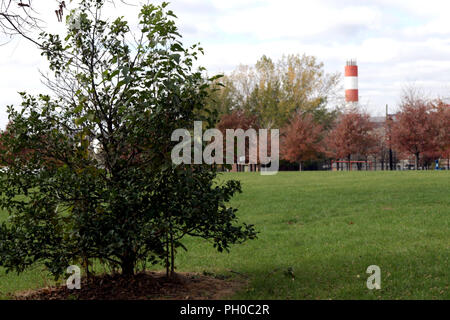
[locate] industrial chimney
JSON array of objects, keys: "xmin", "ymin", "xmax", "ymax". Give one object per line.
[{"xmin": 345, "ymin": 60, "xmax": 358, "ymax": 105}]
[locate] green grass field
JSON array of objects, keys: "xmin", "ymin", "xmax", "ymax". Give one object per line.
[{"xmin": 1, "ymin": 171, "xmax": 449, "ymax": 299}]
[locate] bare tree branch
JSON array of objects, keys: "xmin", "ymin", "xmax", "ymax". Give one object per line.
[{"xmin": 0, "ymin": 0, "xmax": 69, "ymax": 45}]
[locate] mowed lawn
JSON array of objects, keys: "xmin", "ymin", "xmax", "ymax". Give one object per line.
[{"xmin": 0, "ymin": 171, "xmax": 449, "ymax": 299}]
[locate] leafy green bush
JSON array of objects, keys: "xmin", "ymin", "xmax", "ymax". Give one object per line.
[{"xmin": 0, "ymin": 0, "xmax": 256, "ymax": 278}]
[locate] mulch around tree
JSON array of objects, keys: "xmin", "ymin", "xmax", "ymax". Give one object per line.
[{"xmin": 13, "ymin": 271, "xmax": 247, "ymax": 300}]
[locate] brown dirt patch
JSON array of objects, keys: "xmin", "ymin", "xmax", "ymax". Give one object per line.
[{"xmin": 13, "ymin": 271, "xmax": 247, "ymax": 300}]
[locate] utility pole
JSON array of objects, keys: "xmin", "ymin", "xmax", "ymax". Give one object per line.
[{"xmin": 386, "ymin": 104, "xmax": 394, "ymax": 171}]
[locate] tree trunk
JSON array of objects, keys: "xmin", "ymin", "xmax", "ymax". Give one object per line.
[
  {"xmin": 170, "ymin": 232, "xmax": 175, "ymax": 277},
  {"xmin": 165, "ymin": 233, "xmax": 170, "ymax": 277},
  {"xmin": 389, "ymin": 148, "xmax": 394, "ymax": 171},
  {"xmin": 121, "ymin": 258, "xmax": 135, "ymax": 277},
  {"xmin": 415, "ymin": 153, "xmax": 420, "ymax": 170},
  {"xmin": 299, "ymin": 162, "xmax": 302, "ymax": 171}
]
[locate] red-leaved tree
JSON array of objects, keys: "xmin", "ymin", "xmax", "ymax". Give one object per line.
[
  {"xmin": 432, "ymin": 101, "xmax": 450, "ymax": 168},
  {"xmin": 217, "ymin": 110, "xmax": 260, "ymax": 169},
  {"xmin": 325, "ymin": 109, "xmax": 376, "ymax": 170},
  {"xmin": 281, "ymin": 112, "xmax": 324, "ymax": 171},
  {"xmin": 391, "ymin": 96, "xmax": 439, "ymax": 169}
]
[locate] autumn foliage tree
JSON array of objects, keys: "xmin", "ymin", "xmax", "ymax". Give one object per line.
[
  {"xmin": 217, "ymin": 110, "xmax": 260, "ymax": 134},
  {"xmin": 391, "ymin": 93, "xmax": 440, "ymax": 170},
  {"xmin": 281, "ymin": 112, "xmax": 324, "ymax": 171},
  {"xmin": 217, "ymin": 110, "xmax": 260, "ymax": 169},
  {"xmin": 432, "ymin": 101, "xmax": 450, "ymax": 167},
  {"xmin": 0, "ymin": 122, "xmax": 32, "ymax": 166},
  {"xmin": 207, "ymin": 54, "xmax": 340, "ymax": 129},
  {"xmin": 325, "ymin": 109, "xmax": 376, "ymax": 170},
  {"xmin": 0, "ymin": 120, "xmax": 66, "ymax": 167},
  {"xmin": 368, "ymin": 127, "xmax": 390, "ymax": 170}
]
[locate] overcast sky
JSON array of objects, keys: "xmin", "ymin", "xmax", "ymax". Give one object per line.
[{"xmin": 1, "ymin": 0, "xmax": 450, "ymax": 129}]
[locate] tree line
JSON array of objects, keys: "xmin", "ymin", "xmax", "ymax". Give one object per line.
[{"xmin": 208, "ymin": 61, "xmax": 450, "ymax": 171}]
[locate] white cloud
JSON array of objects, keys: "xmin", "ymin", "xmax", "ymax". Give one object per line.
[{"xmin": 214, "ymin": 1, "xmax": 382, "ymax": 40}]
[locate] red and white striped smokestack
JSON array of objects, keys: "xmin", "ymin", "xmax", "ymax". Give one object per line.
[{"xmin": 345, "ymin": 60, "xmax": 358, "ymax": 104}]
